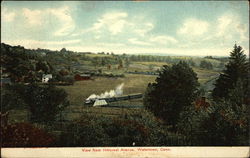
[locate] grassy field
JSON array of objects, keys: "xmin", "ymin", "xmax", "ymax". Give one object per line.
[
  {"xmin": 57, "ymin": 74, "xmax": 156, "ymax": 106},
  {"xmin": 7, "ymin": 68, "xmax": 219, "ymax": 123},
  {"xmin": 7, "ymin": 59, "xmax": 220, "ymax": 124},
  {"xmin": 85, "ymin": 53, "xmax": 111, "ymax": 57},
  {"xmin": 193, "ymin": 67, "xmax": 220, "ymax": 84},
  {"xmin": 59, "ymin": 65, "xmax": 219, "ymax": 106}
]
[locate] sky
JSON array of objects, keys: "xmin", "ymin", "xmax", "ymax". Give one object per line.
[{"xmin": 1, "ymin": 1, "xmax": 249, "ymax": 56}]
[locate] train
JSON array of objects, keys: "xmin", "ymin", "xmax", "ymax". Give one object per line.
[{"xmin": 85, "ymin": 93, "xmax": 143, "ymax": 105}]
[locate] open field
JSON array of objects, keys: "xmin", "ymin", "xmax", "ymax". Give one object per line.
[
  {"xmin": 58, "ymin": 65, "xmax": 219, "ymax": 107},
  {"xmin": 193, "ymin": 67, "xmax": 220, "ymax": 84},
  {"xmin": 57, "ymin": 74, "xmax": 156, "ymax": 106},
  {"xmin": 7, "ymin": 65, "xmax": 219, "ymax": 124}
]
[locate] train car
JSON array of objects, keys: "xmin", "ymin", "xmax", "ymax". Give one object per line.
[
  {"xmin": 84, "ymin": 93, "xmax": 143, "ymax": 106},
  {"xmin": 129, "ymin": 93, "xmax": 143, "ymax": 99}
]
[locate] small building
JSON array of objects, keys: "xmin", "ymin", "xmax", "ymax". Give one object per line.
[
  {"xmin": 93, "ymin": 99, "xmax": 108, "ymax": 107},
  {"xmin": 42, "ymin": 74, "xmax": 52, "ymax": 83},
  {"xmin": 74, "ymin": 74, "xmax": 91, "ymax": 81}
]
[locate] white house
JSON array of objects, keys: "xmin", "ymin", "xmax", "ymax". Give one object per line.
[{"xmin": 42, "ymin": 74, "xmax": 52, "ymax": 83}]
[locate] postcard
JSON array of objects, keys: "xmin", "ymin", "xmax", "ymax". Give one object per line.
[{"xmin": 1, "ymin": 1, "xmax": 249, "ymax": 157}]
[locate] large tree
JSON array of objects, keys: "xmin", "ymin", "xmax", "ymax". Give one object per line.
[
  {"xmin": 22, "ymin": 84, "xmax": 69, "ymax": 123},
  {"xmin": 212, "ymin": 44, "xmax": 249, "ymax": 101},
  {"xmin": 143, "ymin": 61, "xmax": 199, "ymax": 128}
]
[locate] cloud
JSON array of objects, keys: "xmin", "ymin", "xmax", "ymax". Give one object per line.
[
  {"xmin": 178, "ymin": 18, "xmax": 209, "ymax": 36},
  {"xmin": 2, "ymin": 8, "xmax": 16, "ymax": 22},
  {"xmin": 216, "ymin": 14, "xmax": 248, "ymax": 42},
  {"xmin": 72, "ymin": 11, "xmax": 155, "ymax": 38},
  {"xmin": 217, "ymin": 14, "xmax": 232, "ymax": 37},
  {"xmin": 149, "ymin": 35, "xmax": 178, "ymax": 45},
  {"xmin": 49, "ymin": 6, "xmax": 75, "ymax": 36},
  {"xmin": 97, "ymin": 42, "xmax": 125, "ymax": 47},
  {"xmin": 3, "ymin": 39, "xmax": 81, "ymax": 49},
  {"xmin": 134, "ymin": 22, "xmax": 154, "ymax": 36},
  {"xmin": 22, "ymin": 6, "xmax": 75, "ymax": 36},
  {"xmin": 128, "ymin": 38, "xmax": 152, "ymax": 46},
  {"xmin": 23, "ymin": 8, "xmax": 42, "ymax": 26},
  {"xmin": 76, "ymin": 11, "xmax": 129, "ymax": 36},
  {"xmin": 94, "ymin": 12, "xmax": 129, "ymax": 35}
]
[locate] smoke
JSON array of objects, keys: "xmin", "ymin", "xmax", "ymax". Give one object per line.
[{"xmin": 87, "ymin": 83, "xmax": 124, "ymax": 101}]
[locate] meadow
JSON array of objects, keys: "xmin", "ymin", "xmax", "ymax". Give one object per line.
[
  {"xmin": 6, "ymin": 59, "xmax": 220, "ymax": 125},
  {"xmin": 59, "ymin": 61, "xmax": 219, "ymax": 107},
  {"xmin": 54, "ymin": 62, "xmax": 219, "ymax": 123},
  {"xmin": 58, "ymin": 74, "xmax": 156, "ymax": 106}
]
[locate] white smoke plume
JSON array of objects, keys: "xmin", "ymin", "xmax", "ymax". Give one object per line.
[{"xmin": 86, "ymin": 83, "xmax": 124, "ymax": 101}]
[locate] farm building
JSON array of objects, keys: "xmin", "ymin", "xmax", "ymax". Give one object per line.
[
  {"xmin": 93, "ymin": 99, "xmax": 108, "ymax": 107},
  {"xmin": 74, "ymin": 74, "xmax": 91, "ymax": 81},
  {"xmin": 42, "ymin": 74, "xmax": 52, "ymax": 83}
]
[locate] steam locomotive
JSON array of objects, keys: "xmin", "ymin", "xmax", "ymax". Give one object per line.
[{"xmin": 85, "ymin": 93, "xmax": 143, "ymax": 105}]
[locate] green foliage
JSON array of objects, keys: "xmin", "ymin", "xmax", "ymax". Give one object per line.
[
  {"xmin": 59, "ymin": 115, "xmax": 111, "ymax": 147},
  {"xmin": 57, "ymin": 110, "xmax": 182, "ymax": 147},
  {"xmin": 91, "ymin": 56, "xmax": 122, "ymax": 67},
  {"xmin": 1, "ymin": 84, "xmax": 27, "ymax": 112},
  {"xmin": 212, "ymin": 44, "xmax": 249, "ymax": 100},
  {"xmin": 144, "ymin": 61, "xmax": 199, "ymax": 128},
  {"xmin": 188, "ymin": 59, "xmax": 196, "ymax": 67},
  {"xmin": 1, "ymin": 43, "xmax": 54, "ymax": 83},
  {"xmin": 177, "ymin": 99, "xmax": 249, "ymax": 145},
  {"xmin": 23, "ymin": 84, "xmax": 69, "ymax": 123},
  {"xmin": 176, "ymin": 45, "xmax": 249, "ymax": 146},
  {"xmin": 1, "ymin": 122, "xmax": 55, "ymax": 147},
  {"xmin": 124, "ymin": 57, "xmax": 130, "ymax": 68},
  {"xmin": 200, "ymin": 60, "xmax": 213, "ymax": 70},
  {"xmin": 3, "ymin": 83, "xmax": 69, "ymax": 124}
]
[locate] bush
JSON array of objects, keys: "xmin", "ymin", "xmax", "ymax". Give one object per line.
[
  {"xmin": 57, "ymin": 110, "xmax": 182, "ymax": 147},
  {"xmin": 57, "ymin": 115, "xmax": 111, "ymax": 147},
  {"xmin": 1, "ymin": 122, "xmax": 55, "ymax": 147},
  {"xmin": 177, "ymin": 100, "xmax": 249, "ymax": 145}
]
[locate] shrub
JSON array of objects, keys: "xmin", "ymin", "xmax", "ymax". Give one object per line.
[
  {"xmin": 57, "ymin": 110, "xmax": 184, "ymax": 146},
  {"xmin": 177, "ymin": 100, "xmax": 249, "ymax": 145},
  {"xmin": 1, "ymin": 122, "xmax": 55, "ymax": 147}
]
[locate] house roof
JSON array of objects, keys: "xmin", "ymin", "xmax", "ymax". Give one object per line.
[{"xmin": 93, "ymin": 99, "xmax": 108, "ymax": 107}]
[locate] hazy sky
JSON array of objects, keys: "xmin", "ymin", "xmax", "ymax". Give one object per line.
[{"xmin": 1, "ymin": 1, "xmax": 249, "ymax": 56}]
